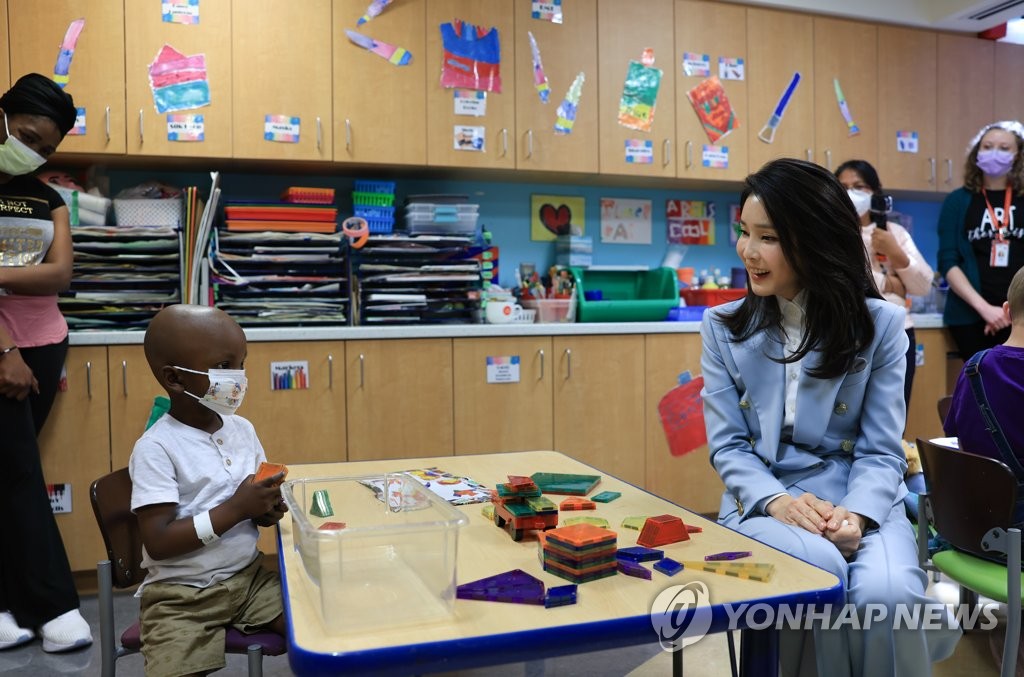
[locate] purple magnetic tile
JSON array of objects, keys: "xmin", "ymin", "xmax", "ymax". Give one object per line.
[
  {"xmin": 544, "ymin": 584, "xmax": 578, "ymax": 608},
  {"xmin": 616, "ymin": 546, "xmax": 664, "ymax": 562},
  {"xmin": 653, "ymin": 557, "xmax": 684, "ymax": 576},
  {"xmin": 705, "ymin": 551, "xmax": 752, "ymax": 561},
  {"xmin": 616, "ymin": 559, "xmax": 653, "ymax": 580},
  {"xmin": 457, "ymin": 569, "xmax": 545, "ymax": 604}
]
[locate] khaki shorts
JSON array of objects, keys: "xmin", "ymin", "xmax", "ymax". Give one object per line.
[{"xmin": 139, "ymin": 554, "xmax": 283, "ymax": 677}]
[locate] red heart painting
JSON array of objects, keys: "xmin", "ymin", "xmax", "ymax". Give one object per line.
[{"xmin": 539, "ymin": 203, "xmax": 572, "ymax": 236}]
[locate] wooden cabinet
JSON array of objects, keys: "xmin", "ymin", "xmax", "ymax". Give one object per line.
[
  {"xmin": 812, "ymin": 17, "xmax": 877, "ymax": 173},
  {"xmin": 231, "ymin": 0, "xmax": 332, "ymax": 161},
  {"xmin": 241, "ymin": 342, "xmax": 346, "ymax": 464},
  {"xmin": 513, "ymin": 0, "xmax": 599, "ymax": 173},
  {"xmin": 9, "ymin": 0, "xmax": 126, "ymax": 155},
  {"xmin": 877, "ymin": 27, "xmax": 937, "ymax": 191},
  {"xmin": 125, "ymin": 0, "xmax": 232, "ymax": 158},
  {"xmin": 674, "ymin": 0, "xmax": 748, "ymax": 181},
  {"xmin": 994, "ymin": 43, "xmax": 1024, "ymax": 122},
  {"xmin": 108, "ymin": 345, "xmax": 166, "ymax": 471},
  {"xmin": 906, "ymin": 328, "xmax": 958, "ymax": 447},
  {"xmin": 0, "ymin": 1, "xmax": 9, "ymax": 92},
  {"xmin": 425, "ymin": 0, "xmax": 516, "ymax": 169},
  {"xmin": 333, "ymin": 0, "xmax": 427, "ymax": 165},
  {"xmin": 346, "ymin": 338, "xmax": 454, "ymax": 460},
  {"xmin": 598, "ymin": 0, "xmax": 676, "ymax": 177},
  {"xmin": 644, "ymin": 334, "xmax": 723, "ymax": 516},
  {"xmin": 38, "ymin": 346, "xmax": 110, "ymax": 571},
  {"xmin": 746, "ymin": 8, "xmax": 814, "ymax": 171},
  {"xmin": 552, "ymin": 335, "xmax": 645, "ymax": 486},
  {"xmin": 453, "ymin": 337, "xmax": 553, "ymax": 455},
  {"xmin": 937, "ymin": 34, "xmax": 994, "ymax": 191}
]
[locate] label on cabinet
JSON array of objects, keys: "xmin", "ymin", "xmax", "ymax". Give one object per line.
[
  {"xmin": 702, "ymin": 145, "xmax": 729, "ymax": 169},
  {"xmin": 47, "ymin": 483, "xmax": 72, "ymax": 514},
  {"xmin": 624, "ymin": 139, "xmax": 653, "ymax": 164},
  {"xmin": 719, "ymin": 57, "xmax": 745, "ymax": 81},
  {"xmin": 163, "ymin": 0, "xmax": 200, "ymax": 25},
  {"xmin": 897, "ymin": 131, "xmax": 919, "ymax": 154},
  {"xmin": 453, "ymin": 90, "xmax": 486, "ymax": 117},
  {"xmin": 486, "ymin": 355, "xmax": 520, "ymax": 384},
  {"xmin": 682, "ymin": 52, "xmax": 710, "ymax": 77},
  {"xmin": 271, "ymin": 360, "xmax": 309, "ymax": 390},
  {"xmin": 167, "ymin": 114, "xmax": 205, "ymax": 142},
  {"xmin": 265, "ymin": 115, "xmax": 300, "ymax": 143},
  {"xmin": 67, "ymin": 108, "xmax": 86, "ymax": 136},
  {"xmin": 454, "ymin": 126, "xmax": 485, "ymax": 152}
]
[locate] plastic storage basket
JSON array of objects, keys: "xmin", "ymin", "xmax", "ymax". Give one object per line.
[
  {"xmin": 113, "ymin": 197, "xmax": 183, "ymax": 227},
  {"xmin": 571, "ymin": 267, "xmax": 678, "ymax": 322}
]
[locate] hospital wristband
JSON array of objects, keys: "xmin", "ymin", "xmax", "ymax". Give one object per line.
[{"xmin": 193, "ymin": 510, "xmax": 219, "ymax": 546}]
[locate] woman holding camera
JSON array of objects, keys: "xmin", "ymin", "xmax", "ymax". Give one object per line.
[{"xmin": 835, "ymin": 159, "xmax": 934, "ymax": 410}]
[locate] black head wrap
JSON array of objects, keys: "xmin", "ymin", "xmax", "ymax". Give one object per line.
[{"xmin": 0, "ymin": 73, "xmax": 77, "ymax": 138}]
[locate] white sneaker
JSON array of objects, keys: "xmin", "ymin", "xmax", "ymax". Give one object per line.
[
  {"xmin": 39, "ymin": 610, "xmax": 92, "ymax": 653},
  {"xmin": 0, "ymin": 611, "xmax": 33, "ymax": 650}
]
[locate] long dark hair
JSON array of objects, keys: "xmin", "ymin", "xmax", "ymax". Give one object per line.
[{"xmin": 722, "ymin": 158, "xmax": 882, "ymax": 379}]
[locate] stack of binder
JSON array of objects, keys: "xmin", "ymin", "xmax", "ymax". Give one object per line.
[{"xmin": 352, "ymin": 233, "xmax": 484, "ymax": 325}]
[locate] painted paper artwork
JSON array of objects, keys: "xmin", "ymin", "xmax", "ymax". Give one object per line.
[
  {"xmin": 357, "ymin": 0, "xmax": 393, "ymax": 25},
  {"xmin": 528, "ymin": 32, "xmax": 550, "ymax": 103},
  {"xmin": 53, "ymin": 19, "xmax": 85, "ymax": 89},
  {"xmin": 531, "ymin": 194, "xmax": 585, "ymax": 241},
  {"xmin": 600, "ymin": 198, "xmax": 652, "ymax": 245},
  {"xmin": 148, "ymin": 44, "xmax": 211, "ymax": 114},
  {"xmin": 345, "ymin": 29, "xmax": 412, "ymax": 66},
  {"xmin": 554, "ymin": 72, "xmax": 585, "ymax": 135},
  {"xmin": 440, "ymin": 20, "xmax": 502, "ymax": 93},
  {"xmin": 686, "ymin": 76, "xmax": 737, "ymax": 143},
  {"xmin": 617, "ymin": 57, "xmax": 662, "ymax": 132},
  {"xmin": 667, "ymin": 200, "xmax": 716, "ymax": 246}
]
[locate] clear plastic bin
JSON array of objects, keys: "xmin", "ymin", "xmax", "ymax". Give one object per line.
[
  {"xmin": 522, "ymin": 297, "xmax": 576, "ymax": 323},
  {"xmin": 281, "ymin": 473, "xmax": 468, "ymax": 634}
]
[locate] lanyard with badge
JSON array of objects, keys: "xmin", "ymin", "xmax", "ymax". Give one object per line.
[{"xmin": 983, "ymin": 186, "xmax": 1013, "ymax": 268}]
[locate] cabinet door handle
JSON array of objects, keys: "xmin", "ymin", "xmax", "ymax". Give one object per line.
[
  {"xmin": 685, "ymin": 140, "xmax": 693, "ymax": 169},
  {"xmin": 564, "ymin": 348, "xmax": 572, "ymax": 380},
  {"xmin": 946, "ymin": 158, "xmax": 954, "ymax": 185},
  {"xmin": 122, "ymin": 360, "xmax": 128, "ymax": 397},
  {"xmin": 358, "ymin": 353, "xmax": 365, "ymax": 388},
  {"xmin": 501, "ymin": 128, "xmax": 509, "ymax": 158},
  {"xmin": 345, "ymin": 118, "xmax": 352, "ymax": 152},
  {"xmin": 327, "ymin": 353, "xmax": 333, "ymax": 390},
  {"xmin": 104, "ymin": 106, "xmax": 110, "ymax": 143},
  {"xmin": 662, "ymin": 139, "xmax": 671, "ymax": 168},
  {"xmin": 805, "ymin": 148, "xmax": 813, "ymax": 162},
  {"xmin": 526, "ymin": 129, "xmax": 533, "ymax": 159},
  {"xmin": 316, "ymin": 116, "xmax": 322, "ymax": 152},
  {"xmin": 138, "ymin": 109, "xmax": 144, "ymax": 144},
  {"xmin": 538, "ymin": 349, "xmax": 544, "ymax": 381},
  {"xmin": 86, "ymin": 361, "xmax": 92, "ymax": 400},
  {"xmin": 825, "ymin": 149, "xmax": 832, "ymax": 170},
  {"xmin": 929, "ymin": 157, "xmax": 936, "ymax": 184}
]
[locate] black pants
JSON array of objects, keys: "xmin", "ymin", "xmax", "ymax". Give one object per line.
[
  {"xmin": 0, "ymin": 337, "xmax": 78, "ymax": 628},
  {"xmin": 948, "ymin": 321, "xmax": 1012, "ymax": 362}
]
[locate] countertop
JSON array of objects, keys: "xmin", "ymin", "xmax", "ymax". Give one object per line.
[{"xmin": 67, "ymin": 313, "xmax": 946, "ymax": 345}]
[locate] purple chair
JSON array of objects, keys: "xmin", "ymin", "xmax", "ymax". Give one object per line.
[{"xmin": 90, "ymin": 468, "xmax": 286, "ymax": 677}]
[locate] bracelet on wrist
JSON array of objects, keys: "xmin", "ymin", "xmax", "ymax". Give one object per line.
[{"xmin": 0, "ymin": 345, "xmax": 17, "ymax": 356}]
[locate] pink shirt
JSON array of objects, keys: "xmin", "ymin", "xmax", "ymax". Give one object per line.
[{"xmin": 0, "ymin": 294, "xmax": 67, "ymax": 347}]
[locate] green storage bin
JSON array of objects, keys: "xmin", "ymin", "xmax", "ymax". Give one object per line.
[{"xmin": 570, "ymin": 267, "xmax": 678, "ymax": 322}]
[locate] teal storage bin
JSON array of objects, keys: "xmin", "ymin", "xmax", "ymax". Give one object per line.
[{"xmin": 570, "ymin": 267, "xmax": 678, "ymax": 322}]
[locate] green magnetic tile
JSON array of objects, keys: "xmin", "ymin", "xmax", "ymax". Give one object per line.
[{"xmin": 531, "ymin": 472, "xmax": 602, "ymax": 496}]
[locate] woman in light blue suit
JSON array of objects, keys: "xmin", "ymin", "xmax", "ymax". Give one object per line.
[{"xmin": 701, "ymin": 159, "xmax": 960, "ymax": 676}]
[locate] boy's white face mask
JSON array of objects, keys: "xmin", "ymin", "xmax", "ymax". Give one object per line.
[{"xmin": 173, "ymin": 366, "xmax": 248, "ymax": 416}]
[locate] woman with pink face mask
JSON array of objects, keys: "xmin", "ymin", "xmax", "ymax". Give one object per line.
[{"xmin": 938, "ymin": 120, "xmax": 1024, "ymax": 360}]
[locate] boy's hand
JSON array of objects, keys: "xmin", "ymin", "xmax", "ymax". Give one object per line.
[
  {"xmin": 254, "ymin": 498, "xmax": 289, "ymax": 527},
  {"xmin": 229, "ymin": 473, "xmax": 285, "ymax": 521}
]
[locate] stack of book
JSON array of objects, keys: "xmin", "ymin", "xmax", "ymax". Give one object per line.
[
  {"xmin": 223, "ymin": 200, "xmax": 338, "ymax": 234},
  {"xmin": 351, "ymin": 233, "xmax": 484, "ymax": 325}
]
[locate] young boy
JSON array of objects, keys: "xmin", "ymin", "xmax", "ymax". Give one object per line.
[
  {"xmin": 944, "ymin": 264, "xmax": 1024, "ymax": 526},
  {"xmin": 130, "ymin": 304, "xmax": 287, "ymax": 677}
]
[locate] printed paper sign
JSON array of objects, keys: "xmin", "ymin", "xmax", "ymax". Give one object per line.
[
  {"xmin": 47, "ymin": 483, "xmax": 72, "ymax": 514},
  {"xmin": 682, "ymin": 52, "xmax": 710, "ymax": 77},
  {"xmin": 667, "ymin": 200, "xmax": 716, "ymax": 245},
  {"xmin": 67, "ymin": 107, "xmax": 86, "ymax": 136},
  {"xmin": 265, "ymin": 115, "xmax": 300, "ymax": 143},
  {"xmin": 167, "ymin": 113, "xmax": 204, "ymax": 141},
  {"xmin": 162, "ymin": 0, "xmax": 200, "ymax": 24},
  {"xmin": 702, "ymin": 145, "xmax": 728, "ymax": 169},
  {"xmin": 897, "ymin": 130, "xmax": 919, "ymax": 153},
  {"xmin": 454, "ymin": 125, "xmax": 485, "ymax": 151},
  {"xmin": 601, "ymin": 197, "xmax": 652, "ymax": 245},
  {"xmin": 453, "ymin": 89, "xmax": 486, "ymax": 116},
  {"xmin": 271, "ymin": 360, "xmax": 309, "ymax": 390},
  {"xmin": 916, "ymin": 343, "xmax": 925, "ymax": 367},
  {"xmin": 719, "ymin": 57, "xmax": 745, "ymax": 81},
  {"xmin": 624, "ymin": 139, "xmax": 654, "ymax": 164},
  {"xmin": 531, "ymin": 0, "xmax": 563, "ymax": 23},
  {"xmin": 486, "ymin": 355, "xmax": 521, "ymax": 384}
]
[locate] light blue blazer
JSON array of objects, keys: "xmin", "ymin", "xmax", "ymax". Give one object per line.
[{"xmin": 700, "ymin": 297, "xmax": 909, "ymax": 530}]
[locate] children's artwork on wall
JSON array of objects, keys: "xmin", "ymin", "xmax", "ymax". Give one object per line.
[
  {"xmin": 162, "ymin": 0, "xmax": 199, "ymax": 25},
  {"xmin": 167, "ymin": 113, "xmax": 204, "ymax": 142},
  {"xmin": 718, "ymin": 57, "xmax": 744, "ymax": 81},
  {"xmin": 440, "ymin": 20, "xmax": 502, "ymax": 93},
  {"xmin": 148, "ymin": 44, "xmax": 211, "ymax": 114},
  {"xmin": 528, "ymin": 32, "xmax": 550, "ymax": 103},
  {"xmin": 686, "ymin": 76, "xmax": 737, "ymax": 144},
  {"xmin": 554, "ymin": 72, "xmax": 585, "ymax": 135},
  {"xmin": 757, "ymin": 71, "xmax": 800, "ymax": 144},
  {"xmin": 53, "ymin": 18, "xmax": 85, "ymax": 89},
  {"xmin": 271, "ymin": 361, "xmax": 309, "ymax": 390},
  {"xmin": 532, "ymin": 0, "xmax": 563, "ymax": 24},
  {"xmin": 601, "ymin": 198, "xmax": 652, "ymax": 245},
  {"xmin": 667, "ymin": 200, "xmax": 716, "ymax": 246},
  {"xmin": 454, "ymin": 89, "xmax": 486, "ymax": 116},
  {"xmin": 357, "ymin": 0, "xmax": 393, "ymax": 25},
  {"xmin": 345, "ymin": 29, "xmax": 412, "ymax": 66},
  {"xmin": 67, "ymin": 108, "xmax": 86, "ymax": 137},
  {"xmin": 681, "ymin": 52, "xmax": 710, "ymax": 77},
  {"xmin": 264, "ymin": 115, "xmax": 300, "ymax": 143},
  {"xmin": 624, "ymin": 139, "xmax": 654, "ymax": 164},
  {"xmin": 897, "ymin": 130, "xmax": 919, "ymax": 153},
  {"xmin": 531, "ymin": 194, "xmax": 585, "ymax": 241},
  {"xmin": 617, "ymin": 49, "xmax": 662, "ymax": 133},
  {"xmin": 833, "ymin": 78, "xmax": 860, "ymax": 137},
  {"xmin": 454, "ymin": 125, "xmax": 485, "ymax": 151},
  {"xmin": 729, "ymin": 203, "xmax": 741, "ymax": 245}
]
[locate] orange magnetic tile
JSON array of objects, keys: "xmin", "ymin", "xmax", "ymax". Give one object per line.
[
  {"xmin": 546, "ymin": 523, "xmax": 618, "ymax": 549},
  {"xmin": 542, "ymin": 555, "xmax": 618, "ymax": 577},
  {"xmin": 560, "ymin": 497, "xmax": 596, "ymax": 511},
  {"xmin": 637, "ymin": 514, "xmax": 691, "ymax": 548}
]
